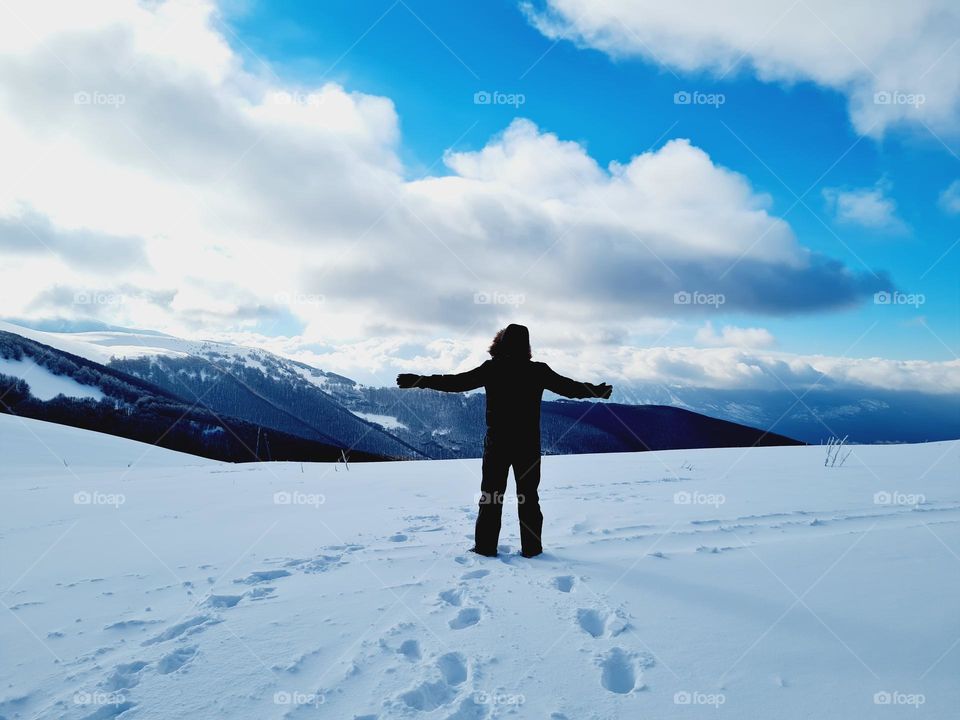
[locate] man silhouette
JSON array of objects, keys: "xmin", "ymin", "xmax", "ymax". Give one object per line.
[{"xmin": 397, "ymin": 324, "xmax": 612, "ymax": 558}]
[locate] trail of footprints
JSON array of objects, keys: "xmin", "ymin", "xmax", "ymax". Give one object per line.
[
  {"xmin": 565, "ymin": 583, "xmax": 653, "ymax": 696},
  {"xmin": 65, "ymin": 517, "xmax": 445, "ymax": 718},
  {"xmin": 571, "ymin": 501, "xmax": 960, "ymax": 555},
  {"xmin": 67, "ymin": 513, "xmax": 655, "ymax": 718},
  {"xmin": 431, "ymin": 549, "xmax": 654, "ymax": 706}
]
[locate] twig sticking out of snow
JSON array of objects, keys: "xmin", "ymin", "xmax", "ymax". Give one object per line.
[{"xmin": 824, "ymin": 435, "xmax": 853, "ymax": 467}]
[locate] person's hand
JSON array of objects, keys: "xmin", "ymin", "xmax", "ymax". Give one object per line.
[
  {"xmin": 396, "ymin": 373, "xmax": 422, "ymax": 389},
  {"xmin": 590, "ymin": 382, "xmax": 613, "ymax": 399}
]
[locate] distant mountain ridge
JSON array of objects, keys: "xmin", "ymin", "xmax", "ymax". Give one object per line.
[
  {"xmin": 323, "ymin": 386, "xmax": 801, "ymax": 457},
  {"xmin": 2, "ymin": 319, "xmax": 956, "ymax": 448},
  {"xmin": 613, "ymin": 384, "xmax": 960, "ymax": 445},
  {"xmin": 0, "ymin": 331, "xmax": 390, "ymax": 463},
  {"xmin": 108, "ymin": 352, "xmax": 426, "ymax": 460},
  {"xmin": 0, "ymin": 322, "xmax": 806, "ymax": 461}
]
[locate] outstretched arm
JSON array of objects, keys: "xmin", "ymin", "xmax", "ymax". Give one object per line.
[
  {"xmin": 397, "ymin": 362, "xmax": 488, "ymax": 393},
  {"xmin": 541, "ymin": 363, "xmax": 613, "ymax": 400}
]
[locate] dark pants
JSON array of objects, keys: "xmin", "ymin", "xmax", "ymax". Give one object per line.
[{"xmin": 474, "ymin": 434, "xmax": 543, "ymax": 555}]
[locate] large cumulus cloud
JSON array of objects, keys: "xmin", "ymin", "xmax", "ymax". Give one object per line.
[{"xmin": 522, "ymin": 0, "xmax": 960, "ymax": 137}]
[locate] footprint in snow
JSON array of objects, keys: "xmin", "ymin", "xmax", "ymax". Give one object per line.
[
  {"xmin": 444, "ymin": 695, "xmax": 489, "ymax": 719},
  {"xmin": 77, "ymin": 700, "xmax": 136, "ymax": 718},
  {"xmin": 157, "ymin": 645, "xmax": 198, "ymax": 674},
  {"xmin": 141, "ymin": 615, "xmax": 221, "ymax": 646},
  {"xmin": 285, "ymin": 554, "xmax": 343, "ymax": 573},
  {"xmin": 102, "ymin": 618, "xmax": 162, "ymax": 631},
  {"xmin": 695, "ymin": 545, "xmax": 737, "ymax": 554},
  {"xmin": 202, "ymin": 594, "xmax": 243, "ymax": 609},
  {"xmin": 449, "ymin": 608, "xmax": 481, "ymax": 629},
  {"xmin": 460, "ymin": 569, "xmax": 489, "ymax": 580},
  {"xmin": 279, "ymin": 545, "xmax": 361, "ymax": 574},
  {"xmin": 551, "ymin": 575, "xmax": 575, "ymax": 593},
  {"xmin": 576, "ymin": 608, "xmax": 629, "ymax": 639},
  {"xmin": 398, "ymin": 639, "xmax": 421, "ymax": 661},
  {"xmin": 436, "ymin": 652, "xmax": 468, "ymax": 685},
  {"xmin": 233, "ymin": 569, "xmax": 290, "ymax": 584},
  {"xmin": 596, "ymin": 647, "xmax": 654, "ymax": 694},
  {"xmin": 439, "ymin": 588, "xmax": 464, "ymax": 607},
  {"xmin": 246, "ymin": 586, "xmax": 276, "ymax": 601},
  {"xmin": 272, "ymin": 647, "xmax": 323, "ymax": 674},
  {"xmin": 397, "ymin": 653, "xmax": 468, "ymax": 712},
  {"xmin": 102, "ymin": 660, "xmax": 150, "ymax": 691}
]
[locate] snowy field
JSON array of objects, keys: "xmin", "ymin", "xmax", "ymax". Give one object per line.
[{"xmin": 2, "ymin": 414, "xmax": 958, "ymax": 719}]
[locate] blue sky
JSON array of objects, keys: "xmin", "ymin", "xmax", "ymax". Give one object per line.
[
  {"xmin": 223, "ymin": 0, "xmax": 959, "ymax": 362},
  {"xmin": 0, "ymin": 0, "xmax": 957, "ymax": 391}
]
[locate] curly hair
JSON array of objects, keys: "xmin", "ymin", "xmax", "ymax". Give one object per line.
[{"xmin": 488, "ymin": 324, "xmax": 532, "ymax": 360}]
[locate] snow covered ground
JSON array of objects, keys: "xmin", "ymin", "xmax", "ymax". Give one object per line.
[{"xmin": 2, "ymin": 414, "xmax": 958, "ymax": 719}]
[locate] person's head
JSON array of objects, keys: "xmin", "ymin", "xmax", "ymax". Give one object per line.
[{"xmin": 488, "ymin": 324, "xmax": 532, "ymax": 360}]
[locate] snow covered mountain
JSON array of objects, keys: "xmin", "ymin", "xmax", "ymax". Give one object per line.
[
  {"xmin": 2, "ymin": 415, "xmax": 957, "ymax": 718},
  {"xmin": 4, "ymin": 320, "xmax": 955, "ymax": 450},
  {"xmin": 0, "ymin": 327, "xmax": 396, "ymax": 462},
  {"xmin": 0, "ymin": 322, "xmax": 802, "ymax": 461}
]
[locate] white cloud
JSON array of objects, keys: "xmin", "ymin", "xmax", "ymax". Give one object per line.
[
  {"xmin": 522, "ymin": 0, "xmax": 960, "ymax": 137},
  {"xmin": 695, "ymin": 322, "xmax": 776, "ymax": 348},
  {"xmin": 939, "ymin": 179, "xmax": 960, "ymax": 214},
  {"xmin": 261, "ymin": 333, "xmax": 959, "ymax": 395},
  {"xmin": 0, "ymin": 0, "xmax": 909, "ymax": 393},
  {"xmin": 554, "ymin": 344, "xmax": 960, "ymax": 395},
  {"xmin": 0, "ymin": 0, "xmax": 885, "ymax": 339},
  {"xmin": 822, "ymin": 182, "xmax": 907, "ymax": 232}
]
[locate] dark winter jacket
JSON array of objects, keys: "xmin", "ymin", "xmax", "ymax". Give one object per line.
[{"xmin": 415, "ymin": 357, "xmax": 600, "ymax": 443}]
